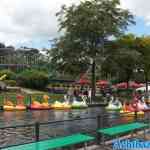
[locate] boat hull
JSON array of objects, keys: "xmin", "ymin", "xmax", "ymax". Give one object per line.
[
  {"xmin": 72, "ymin": 105, "xmax": 88, "ymax": 109},
  {"xmin": 120, "ymin": 111, "xmax": 144, "ymax": 116},
  {"xmin": 3, "ymin": 105, "xmax": 26, "ymax": 111}
]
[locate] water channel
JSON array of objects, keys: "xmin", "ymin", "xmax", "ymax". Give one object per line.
[{"xmin": 0, "ymin": 107, "xmax": 135, "ymax": 148}]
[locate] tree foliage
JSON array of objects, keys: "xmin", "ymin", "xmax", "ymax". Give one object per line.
[{"xmin": 50, "ymin": 0, "xmax": 134, "ymax": 77}]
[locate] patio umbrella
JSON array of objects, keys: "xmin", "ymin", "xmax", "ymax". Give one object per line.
[
  {"xmin": 115, "ymin": 82, "xmax": 144, "ymax": 89},
  {"xmin": 96, "ymin": 80, "xmax": 108, "ymax": 85},
  {"xmin": 115, "ymin": 82, "xmax": 127, "ymax": 89},
  {"xmin": 130, "ymin": 82, "xmax": 144, "ymax": 88},
  {"xmin": 76, "ymin": 78, "xmax": 90, "ymax": 85}
]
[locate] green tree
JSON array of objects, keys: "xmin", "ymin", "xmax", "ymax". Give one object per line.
[
  {"xmin": 50, "ymin": 0, "xmax": 134, "ymax": 100},
  {"xmin": 134, "ymin": 36, "xmax": 150, "ymax": 97},
  {"xmin": 102, "ymin": 34, "xmax": 139, "ymax": 88}
]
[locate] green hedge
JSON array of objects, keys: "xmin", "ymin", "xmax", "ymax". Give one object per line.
[
  {"xmin": 4, "ymin": 80, "xmax": 17, "ymax": 86},
  {"xmin": 17, "ymin": 69, "xmax": 49, "ymax": 89}
]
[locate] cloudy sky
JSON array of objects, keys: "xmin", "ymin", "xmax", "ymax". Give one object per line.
[{"xmin": 0, "ymin": 0, "xmax": 150, "ymax": 49}]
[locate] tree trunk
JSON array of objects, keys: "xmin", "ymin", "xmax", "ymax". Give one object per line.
[
  {"xmin": 126, "ymin": 80, "xmax": 129, "ymax": 89},
  {"xmin": 145, "ymin": 73, "xmax": 148, "ymax": 99},
  {"xmin": 126, "ymin": 74, "xmax": 130, "ymax": 89},
  {"xmin": 91, "ymin": 59, "xmax": 96, "ymax": 103}
]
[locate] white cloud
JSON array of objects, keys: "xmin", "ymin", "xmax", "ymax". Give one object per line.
[
  {"xmin": 121, "ymin": 0, "xmax": 150, "ymax": 26},
  {"xmin": 0, "ymin": 0, "xmax": 150, "ymax": 48},
  {"xmin": 0, "ymin": 0, "xmax": 78, "ymax": 47}
]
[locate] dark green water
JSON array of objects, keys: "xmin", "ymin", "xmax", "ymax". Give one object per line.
[{"xmin": 0, "ymin": 107, "xmax": 135, "ymax": 148}]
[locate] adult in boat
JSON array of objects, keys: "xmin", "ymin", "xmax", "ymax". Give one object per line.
[{"xmin": 106, "ymin": 95, "xmax": 122, "ymax": 111}]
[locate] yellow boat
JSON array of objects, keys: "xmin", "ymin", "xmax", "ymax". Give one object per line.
[
  {"xmin": 3, "ymin": 96, "xmax": 26, "ymax": 111},
  {"xmin": 3, "ymin": 105, "xmax": 14, "ymax": 111},
  {"xmin": 120, "ymin": 110, "xmax": 144, "ymax": 116},
  {"xmin": 3, "ymin": 105, "xmax": 26, "ymax": 111},
  {"xmin": 15, "ymin": 105, "xmax": 26, "ymax": 110},
  {"xmin": 51, "ymin": 101, "xmax": 71, "ymax": 110}
]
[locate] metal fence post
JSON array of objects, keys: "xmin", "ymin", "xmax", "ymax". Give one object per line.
[
  {"xmin": 29, "ymin": 95, "xmax": 32, "ymax": 105},
  {"xmin": 35, "ymin": 122, "xmax": 40, "ymax": 141},
  {"xmin": 97, "ymin": 115, "xmax": 103, "ymax": 144},
  {"xmin": 134, "ymin": 111, "xmax": 137, "ymax": 121}
]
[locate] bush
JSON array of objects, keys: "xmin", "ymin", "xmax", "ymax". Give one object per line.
[
  {"xmin": 4, "ymin": 80, "xmax": 17, "ymax": 86},
  {"xmin": 17, "ymin": 69, "xmax": 49, "ymax": 89},
  {"xmin": 0, "ymin": 69, "xmax": 16, "ymax": 80}
]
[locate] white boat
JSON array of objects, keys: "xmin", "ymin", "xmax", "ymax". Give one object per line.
[
  {"xmin": 71, "ymin": 100, "xmax": 88, "ymax": 109},
  {"xmin": 106, "ymin": 97, "xmax": 122, "ymax": 111}
]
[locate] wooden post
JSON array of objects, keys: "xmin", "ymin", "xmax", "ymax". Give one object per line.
[{"xmin": 134, "ymin": 111, "xmax": 137, "ymax": 121}]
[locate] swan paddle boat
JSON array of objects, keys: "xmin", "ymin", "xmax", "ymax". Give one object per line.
[
  {"xmin": 120, "ymin": 102, "xmax": 144, "ymax": 116},
  {"xmin": 106, "ymin": 97, "xmax": 122, "ymax": 111},
  {"xmin": 71, "ymin": 100, "xmax": 88, "ymax": 109}
]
